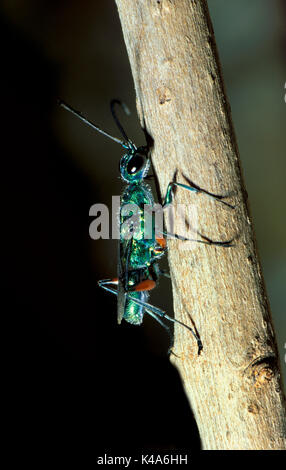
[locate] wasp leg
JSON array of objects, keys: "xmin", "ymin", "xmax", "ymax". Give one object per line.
[
  {"xmin": 99, "ymin": 278, "xmax": 158, "ymax": 294},
  {"xmin": 150, "ymin": 262, "xmax": 171, "ymax": 280},
  {"xmin": 131, "ymin": 279, "xmax": 156, "ymax": 291},
  {"xmin": 156, "ymin": 229, "xmax": 234, "ymax": 247},
  {"xmin": 127, "ymin": 295, "xmax": 203, "ymax": 355},
  {"xmin": 162, "ymin": 180, "xmax": 234, "ymax": 209},
  {"xmin": 98, "ymin": 279, "xmax": 174, "ymax": 352},
  {"xmin": 144, "ymin": 309, "xmax": 178, "ymax": 356},
  {"xmin": 98, "ymin": 281, "xmax": 195, "ymax": 353},
  {"xmin": 98, "ymin": 278, "xmax": 118, "ymax": 295},
  {"xmin": 158, "ymin": 269, "xmax": 171, "ymax": 279},
  {"xmin": 182, "ymin": 174, "xmax": 235, "ymax": 207},
  {"xmin": 150, "ymin": 182, "xmax": 234, "ymax": 244},
  {"xmin": 155, "ymin": 235, "xmax": 167, "ymax": 249}
]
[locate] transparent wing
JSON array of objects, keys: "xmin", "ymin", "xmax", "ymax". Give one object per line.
[{"xmin": 117, "ymin": 236, "xmax": 133, "ymax": 324}]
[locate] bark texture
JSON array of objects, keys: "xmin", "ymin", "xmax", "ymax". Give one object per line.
[{"xmin": 115, "ymin": 0, "xmax": 286, "ymax": 449}]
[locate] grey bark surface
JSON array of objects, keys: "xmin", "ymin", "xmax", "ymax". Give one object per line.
[{"xmin": 115, "ymin": 0, "xmax": 286, "ymax": 449}]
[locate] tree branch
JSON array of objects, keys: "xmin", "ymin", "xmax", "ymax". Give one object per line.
[{"xmin": 115, "ymin": 0, "xmax": 286, "ymax": 449}]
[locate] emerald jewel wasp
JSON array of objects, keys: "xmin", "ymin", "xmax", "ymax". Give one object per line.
[{"xmin": 59, "ymin": 99, "xmax": 234, "ymax": 354}]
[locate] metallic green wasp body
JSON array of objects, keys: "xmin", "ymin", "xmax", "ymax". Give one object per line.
[
  {"xmin": 60, "ymin": 99, "xmax": 234, "ymax": 354},
  {"xmin": 119, "ymin": 177, "xmax": 165, "ymax": 326}
]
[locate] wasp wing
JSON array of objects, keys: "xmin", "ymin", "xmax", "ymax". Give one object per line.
[
  {"xmin": 117, "ymin": 238, "xmax": 125, "ymax": 325},
  {"xmin": 117, "ymin": 235, "xmax": 133, "ymax": 324}
]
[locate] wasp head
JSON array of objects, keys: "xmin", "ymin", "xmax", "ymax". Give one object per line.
[{"xmin": 119, "ymin": 146, "xmax": 150, "ymax": 183}]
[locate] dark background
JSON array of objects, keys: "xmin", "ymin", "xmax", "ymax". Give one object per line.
[{"xmin": 2, "ymin": 0, "xmax": 285, "ymax": 456}]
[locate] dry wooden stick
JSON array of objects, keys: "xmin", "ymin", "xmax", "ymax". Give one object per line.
[{"xmin": 115, "ymin": 0, "xmax": 286, "ymax": 449}]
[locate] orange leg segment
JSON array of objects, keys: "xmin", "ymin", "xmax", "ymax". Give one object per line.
[
  {"xmin": 155, "ymin": 236, "xmax": 167, "ymax": 249},
  {"xmin": 132, "ymin": 279, "xmax": 156, "ymax": 292}
]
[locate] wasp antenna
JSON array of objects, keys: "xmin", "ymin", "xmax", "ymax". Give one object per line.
[
  {"xmin": 116, "ymin": 100, "xmax": 131, "ymax": 116},
  {"xmin": 110, "ymin": 99, "xmax": 135, "ymax": 148},
  {"xmin": 58, "ymin": 99, "xmax": 128, "ymax": 148}
]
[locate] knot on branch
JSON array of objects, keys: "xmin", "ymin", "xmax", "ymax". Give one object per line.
[{"xmin": 244, "ymin": 354, "xmax": 277, "ymax": 389}]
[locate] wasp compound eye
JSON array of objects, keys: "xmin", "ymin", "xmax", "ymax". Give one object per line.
[{"xmin": 127, "ymin": 153, "xmax": 146, "ymax": 175}]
